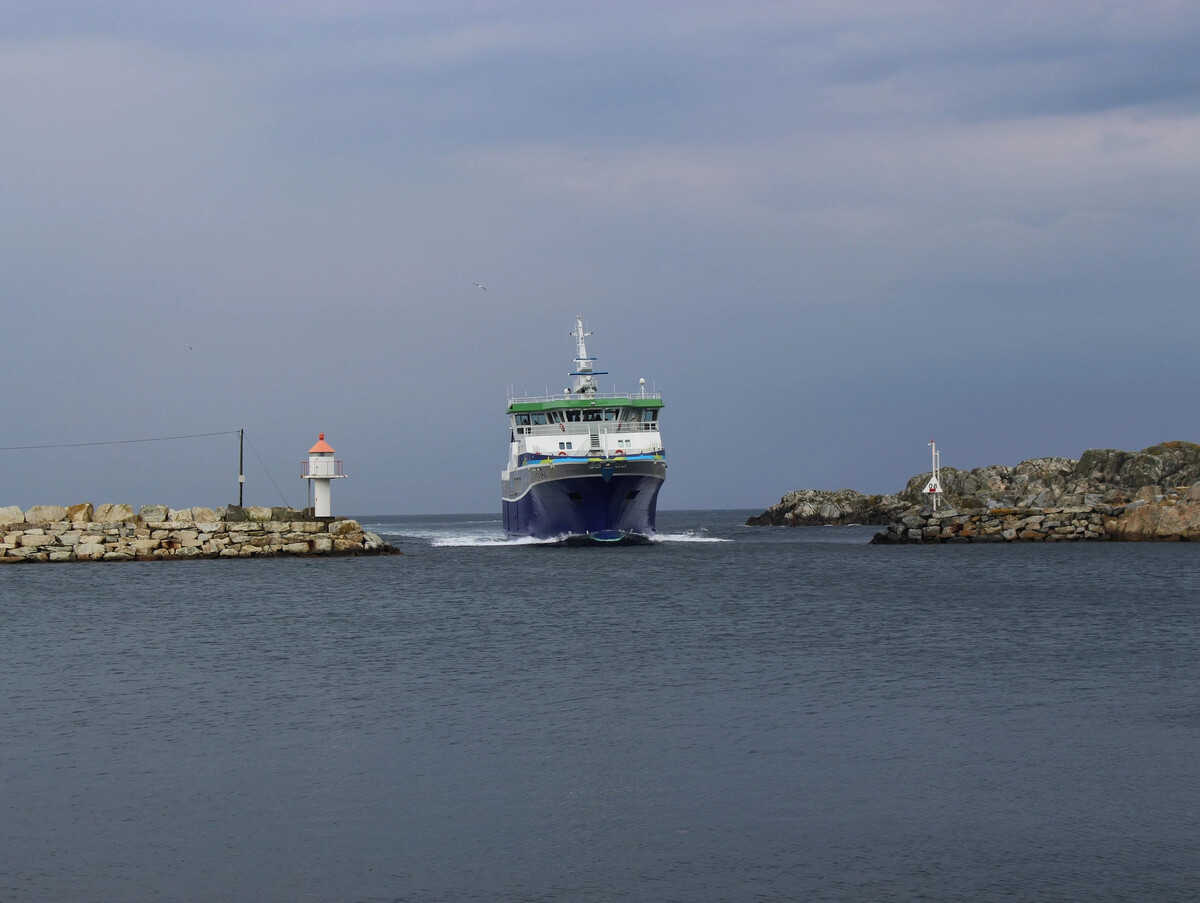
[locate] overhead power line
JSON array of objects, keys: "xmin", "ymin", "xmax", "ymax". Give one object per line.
[
  {"xmin": 246, "ymin": 436, "xmax": 291, "ymax": 509},
  {"xmin": 0, "ymin": 430, "xmax": 241, "ymax": 451}
]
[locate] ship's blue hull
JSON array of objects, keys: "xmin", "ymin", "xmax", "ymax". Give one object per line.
[{"xmin": 503, "ymin": 469, "xmax": 663, "ymax": 542}]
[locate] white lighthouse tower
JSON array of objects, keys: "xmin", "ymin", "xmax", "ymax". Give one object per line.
[{"xmin": 303, "ymin": 432, "xmax": 347, "ymax": 518}]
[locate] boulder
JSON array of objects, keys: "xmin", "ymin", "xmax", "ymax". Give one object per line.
[
  {"xmin": 66, "ymin": 503, "xmax": 94, "ymax": 522},
  {"xmin": 1013, "ymin": 457, "xmax": 1076, "ymax": 480},
  {"xmin": 1073, "ymin": 442, "xmax": 1200, "ymax": 490},
  {"xmin": 169, "ymin": 508, "xmax": 193, "ymax": 521},
  {"xmin": 24, "ymin": 505, "xmax": 67, "ymax": 524},
  {"xmin": 1117, "ymin": 495, "xmax": 1200, "ymax": 541},
  {"xmin": 191, "ymin": 507, "xmax": 217, "ymax": 523},
  {"xmin": 139, "ymin": 505, "xmax": 170, "ymax": 522},
  {"xmin": 330, "ymin": 518, "xmax": 363, "ymax": 536},
  {"xmin": 0, "ymin": 506, "xmax": 25, "ymax": 526},
  {"xmin": 94, "ymin": 503, "xmax": 137, "ymax": 523},
  {"xmin": 1133, "ymin": 485, "xmax": 1161, "ymax": 504}
]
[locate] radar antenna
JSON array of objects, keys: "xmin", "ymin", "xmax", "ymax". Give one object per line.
[{"xmin": 568, "ymin": 314, "xmax": 607, "ymax": 395}]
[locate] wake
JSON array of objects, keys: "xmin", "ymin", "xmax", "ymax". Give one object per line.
[
  {"xmin": 364, "ymin": 524, "xmax": 732, "ymax": 548},
  {"xmin": 650, "ymin": 531, "xmax": 731, "ymax": 543}
]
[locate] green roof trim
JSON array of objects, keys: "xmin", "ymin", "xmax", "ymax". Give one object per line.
[{"xmin": 507, "ymin": 396, "xmax": 664, "ymax": 413}]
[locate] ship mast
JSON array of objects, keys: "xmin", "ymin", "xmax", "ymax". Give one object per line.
[{"xmin": 569, "ymin": 314, "xmax": 607, "ymax": 395}]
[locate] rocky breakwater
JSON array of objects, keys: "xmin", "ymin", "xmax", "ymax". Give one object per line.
[
  {"xmin": 748, "ymin": 441, "xmax": 1200, "ymax": 543},
  {"xmin": 0, "ymin": 503, "xmax": 398, "ymax": 562}
]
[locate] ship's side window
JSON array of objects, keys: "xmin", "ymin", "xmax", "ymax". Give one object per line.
[
  {"xmin": 602, "ymin": 409, "xmax": 617, "ymax": 421},
  {"xmin": 531, "ymin": 412, "xmax": 548, "ymax": 425},
  {"xmin": 516, "ymin": 414, "xmax": 531, "ymax": 426},
  {"xmin": 567, "ymin": 410, "xmax": 582, "ymax": 422}
]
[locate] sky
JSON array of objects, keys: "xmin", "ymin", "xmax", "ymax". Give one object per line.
[{"xmin": 3, "ymin": 0, "xmax": 1199, "ymax": 515}]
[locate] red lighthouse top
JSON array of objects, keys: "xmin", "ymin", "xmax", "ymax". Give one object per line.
[{"xmin": 309, "ymin": 432, "xmax": 335, "ymax": 454}]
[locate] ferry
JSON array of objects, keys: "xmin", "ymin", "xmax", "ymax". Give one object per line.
[{"xmin": 502, "ymin": 316, "xmax": 666, "ymax": 543}]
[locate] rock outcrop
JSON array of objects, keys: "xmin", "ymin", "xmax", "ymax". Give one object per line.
[
  {"xmin": 1117, "ymin": 482, "xmax": 1200, "ymax": 541},
  {"xmin": 749, "ymin": 441, "xmax": 1200, "ymax": 542},
  {"xmin": 745, "ymin": 489, "xmax": 896, "ymax": 526},
  {"xmin": 0, "ymin": 503, "xmax": 398, "ymax": 562}
]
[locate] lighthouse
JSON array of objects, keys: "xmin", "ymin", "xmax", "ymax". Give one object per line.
[{"xmin": 302, "ymin": 432, "xmax": 347, "ymax": 518}]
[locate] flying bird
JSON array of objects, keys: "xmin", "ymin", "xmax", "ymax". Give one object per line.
[
  {"xmin": 186, "ymin": 343, "xmax": 193, "ymax": 350},
  {"xmin": 472, "ymin": 282, "xmax": 487, "ymax": 291}
]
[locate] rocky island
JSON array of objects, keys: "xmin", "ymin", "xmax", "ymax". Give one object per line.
[
  {"xmin": 747, "ymin": 441, "xmax": 1200, "ymax": 543},
  {"xmin": 0, "ymin": 503, "xmax": 398, "ymax": 562}
]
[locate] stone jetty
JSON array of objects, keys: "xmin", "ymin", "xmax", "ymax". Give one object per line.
[
  {"xmin": 0, "ymin": 503, "xmax": 398, "ymax": 562},
  {"xmin": 872, "ymin": 482, "xmax": 1200, "ymax": 544},
  {"xmin": 747, "ymin": 441, "xmax": 1200, "ymax": 543}
]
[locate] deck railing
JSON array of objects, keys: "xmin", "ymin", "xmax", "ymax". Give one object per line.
[
  {"xmin": 523, "ymin": 449, "xmax": 664, "ymax": 462},
  {"xmin": 508, "ymin": 391, "xmax": 661, "ymax": 405},
  {"xmin": 301, "ymin": 460, "xmax": 345, "ymax": 477},
  {"xmin": 513, "ymin": 422, "xmax": 659, "ymax": 438}
]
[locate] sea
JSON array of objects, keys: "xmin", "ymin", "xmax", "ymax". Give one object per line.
[{"xmin": 2, "ymin": 510, "xmax": 1197, "ymax": 903}]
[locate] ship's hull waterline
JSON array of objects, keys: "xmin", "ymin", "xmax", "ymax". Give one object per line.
[{"xmin": 502, "ymin": 459, "xmax": 666, "ymax": 543}]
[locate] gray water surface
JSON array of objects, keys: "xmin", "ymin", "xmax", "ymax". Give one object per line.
[{"xmin": 3, "ymin": 512, "xmax": 1197, "ymax": 902}]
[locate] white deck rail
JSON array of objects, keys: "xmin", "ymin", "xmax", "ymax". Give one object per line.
[
  {"xmin": 512, "ymin": 422, "xmax": 659, "ymax": 438},
  {"xmin": 508, "ymin": 391, "xmax": 661, "ymax": 405}
]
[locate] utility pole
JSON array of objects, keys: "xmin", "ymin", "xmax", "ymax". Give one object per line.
[
  {"xmin": 238, "ymin": 429, "xmax": 245, "ymax": 507},
  {"xmin": 924, "ymin": 439, "xmax": 943, "ymax": 512}
]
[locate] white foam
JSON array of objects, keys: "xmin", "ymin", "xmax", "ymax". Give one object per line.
[
  {"xmin": 429, "ymin": 533, "xmax": 556, "ymax": 548},
  {"xmin": 650, "ymin": 531, "xmax": 732, "ymax": 543},
  {"xmin": 368, "ymin": 522, "xmax": 564, "ymax": 547}
]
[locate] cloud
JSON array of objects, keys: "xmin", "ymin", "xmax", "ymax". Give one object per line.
[
  {"xmin": 3, "ymin": 2, "xmax": 1200, "ymax": 510},
  {"xmin": 456, "ymin": 106, "xmax": 1200, "ymax": 290}
]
